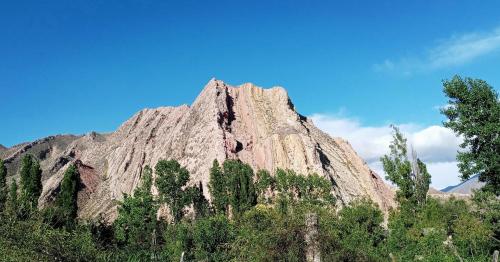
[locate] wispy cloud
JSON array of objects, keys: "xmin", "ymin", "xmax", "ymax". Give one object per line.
[
  {"xmin": 373, "ymin": 27, "xmax": 500, "ymax": 74},
  {"xmin": 310, "ymin": 113, "xmax": 463, "ymax": 189}
]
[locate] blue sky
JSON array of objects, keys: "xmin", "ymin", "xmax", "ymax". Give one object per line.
[{"xmin": 1, "ymin": 1, "xmax": 499, "ymax": 187}]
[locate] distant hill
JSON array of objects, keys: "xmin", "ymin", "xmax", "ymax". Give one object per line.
[{"xmin": 441, "ymin": 175, "xmax": 485, "ymax": 194}]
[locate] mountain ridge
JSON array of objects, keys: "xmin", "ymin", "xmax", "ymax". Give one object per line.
[
  {"xmin": 441, "ymin": 174, "xmax": 484, "ymax": 194},
  {"xmin": 2, "ymin": 79, "xmax": 395, "ymax": 220}
]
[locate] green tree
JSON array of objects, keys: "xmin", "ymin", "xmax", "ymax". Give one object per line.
[
  {"xmin": 0, "ymin": 159, "xmax": 7, "ymax": 212},
  {"xmin": 192, "ymin": 215, "xmax": 234, "ymax": 261},
  {"xmin": 19, "ymin": 154, "xmax": 43, "ymax": 213},
  {"xmin": 114, "ymin": 165, "xmax": 158, "ymax": 250},
  {"xmin": 191, "ymin": 181, "xmax": 210, "ymax": 219},
  {"xmin": 274, "ymin": 169, "xmax": 335, "ymax": 207},
  {"xmin": 381, "ymin": 126, "xmax": 431, "ymax": 208},
  {"xmin": 302, "ymin": 173, "xmax": 336, "ymax": 207},
  {"xmin": 0, "ymin": 215, "xmax": 106, "ymax": 261},
  {"xmin": 441, "ymin": 75, "xmax": 500, "ymax": 195},
  {"xmin": 6, "ymin": 180, "xmax": 18, "ymax": 216},
  {"xmin": 208, "ymin": 159, "xmax": 227, "ymax": 215},
  {"xmin": 387, "ymin": 198, "xmax": 493, "ymax": 261},
  {"xmin": 332, "ymin": 199, "xmax": 387, "ymax": 261},
  {"xmin": 255, "ymin": 169, "xmax": 275, "ymax": 204},
  {"xmin": 155, "ymin": 160, "xmax": 192, "ymax": 223},
  {"xmin": 163, "ymin": 221, "xmax": 194, "ymax": 261},
  {"xmin": 223, "ymin": 160, "xmax": 257, "ymax": 216},
  {"xmin": 232, "ymin": 203, "xmax": 319, "ymax": 261},
  {"xmin": 49, "ymin": 164, "xmax": 80, "ymax": 228},
  {"xmin": 472, "ymin": 190, "xmax": 500, "ymax": 251}
]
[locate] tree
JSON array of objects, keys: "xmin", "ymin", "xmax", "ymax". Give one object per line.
[
  {"xmin": 208, "ymin": 159, "xmax": 228, "ymax": 215},
  {"xmin": 155, "ymin": 160, "xmax": 192, "ymax": 223},
  {"xmin": 19, "ymin": 154, "xmax": 43, "ymax": 213},
  {"xmin": 223, "ymin": 160, "xmax": 257, "ymax": 216},
  {"xmin": 6, "ymin": 181, "xmax": 18, "ymax": 215},
  {"xmin": 333, "ymin": 199, "xmax": 387, "ymax": 261},
  {"xmin": 255, "ymin": 169, "xmax": 275, "ymax": 204},
  {"xmin": 191, "ymin": 181, "xmax": 210, "ymax": 219},
  {"xmin": 381, "ymin": 126, "xmax": 431, "ymax": 208},
  {"xmin": 441, "ymin": 75, "xmax": 500, "ymax": 195},
  {"xmin": 0, "ymin": 159, "xmax": 7, "ymax": 212},
  {"xmin": 273, "ymin": 169, "xmax": 335, "ymax": 207},
  {"xmin": 471, "ymin": 190, "xmax": 500, "ymax": 251},
  {"xmin": 192, "ymin": 215, "xmax": 234, "ymax": 261},
  {"xmin": 114, "ymin": 165, "xmax": 158, "ymax": 250},
  {"xmin": 50, "ymin": 164, "xmax": 80, "ymax": 228},
  {"xmin": 387, "ymin": 198, "xmax": 493, "ymax": 261}
]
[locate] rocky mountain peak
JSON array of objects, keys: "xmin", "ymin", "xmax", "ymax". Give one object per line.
[{"xmin": 3, "ymin": 79, "xmax": 395, "ymax": 221}]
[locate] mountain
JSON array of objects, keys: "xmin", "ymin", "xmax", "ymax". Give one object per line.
[
  {"xmin": 2, "ymin": 79, "xmax": 395, "ymax": 220},
  {"xmin": 1, "ymin": 135, "xmax": 81, "ymax": 190},
  {"xmin": 441, "ymin": 175, "xmax": 485, "ymax": 194}
]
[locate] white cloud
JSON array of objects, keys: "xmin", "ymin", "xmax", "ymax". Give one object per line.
[
  {"xmin": 425, "ymin": 162, "xmax": 461, "ymax": 190},
  {"xmin": 411, "ymin": 126, "xmax": 462, "ymax": 163},
  {"xmin": 310, "ymin": 114, "xmax": 463, "ymax": 189},
  {"xmin": 374, "ymin": 27, "xmax": 500, "ymax": 74}
]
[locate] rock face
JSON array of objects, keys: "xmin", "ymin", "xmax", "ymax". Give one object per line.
[
  {"xmin": 1, "ymin": 135, "xmax": 81, "ymax": 178},
  {"xmin": 3, "ymin": 79, "xmax": 395, "ymax": 220}
]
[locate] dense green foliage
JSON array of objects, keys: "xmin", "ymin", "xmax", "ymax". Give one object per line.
[
  {"xmin": 114, "ymin": 165, "xmax": 158, "ymax": 251},
  {"xmin": 441, "ymin": 75, "xmax": 500, "ymax": 195},
  {"xmin": 0, "ymin": 156, "xmax": 498, "ymax": 261},
  {"xmin": 387, "ymin": 197, "xmax": 495, "ymax": 261},
  {"xmin": 321, "ymin": 199, "xmax": 387, "ymax": 261},
  {"xmin": 254, "ymin": 169, "xmax": 273, "ymax": 203},
  {"xmin": 19, "ymin": 154, "xmax": 43, "ymax": 215},
  {"xmin": 155, "ymin": 160, "xmax": 192, "ymax": 222},
  {"xmin": 163, "ymin": 214, "xmax": 234, "ymax": 261},
  {"xmin": 209, "ymin": 159, "xmax": 260, "ymax": 217},
  {"xmin": 208, "ymin": 159, "xmax": 227, "ymax": 215},
  {"xmin": 0, "ymin": 214, "xmax": 107, "ymax": 261},
  {"xmin": 471, "ymin": 190, "xmax": 500, "ymax": 252},
  {"xmin": 6, "ymin": 180, "xmax": 18, "ymax": 216},
  {"xmin": 274, "ymin": 168, "xmax": 336, "ymax": 208},
  {"xmin": 223, "ymin": 160, "xmax": 257, "ymax": 216}
]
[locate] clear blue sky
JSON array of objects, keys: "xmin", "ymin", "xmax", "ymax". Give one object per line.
[{"xmin": 1, "ymin": 0, "xmax": 500, "ymax": 147}]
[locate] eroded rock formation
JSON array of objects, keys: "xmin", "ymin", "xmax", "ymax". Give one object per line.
[{"xmin": 2, "ymin": 79, "xmax": 395, "ymax": 220}]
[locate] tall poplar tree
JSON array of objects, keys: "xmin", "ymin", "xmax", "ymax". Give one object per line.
[
  {"xmin": 192, "ymin": 181, "xmax": 210, "ymax": 219},
  {"xmin": 381, "ymin": 126, "xmax": 431, "ymax": 208},
  {"xmin": 8, "ymin": 181, "xmax": 18, "ymax": 212},
  {"xmin": 208, "ymin": 159, "xmax": 227, "ymax": 215},
  {"xmin": 19, "ymin": 154, "xmax": 43, "ymax": 213},
  {"xmin": 223, "ymin": 160, "xmax": 257, "ymax": 215},
  {"xmin": 55, "ymin": 164, "xmax": 80, "ymax": 227}
]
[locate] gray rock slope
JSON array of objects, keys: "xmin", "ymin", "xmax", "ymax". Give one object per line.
[{"xmin": 441, "ymin": 175, "xmax": 485, "ymax": 194}]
